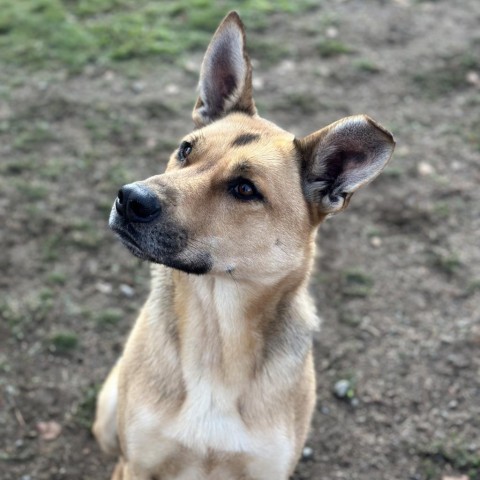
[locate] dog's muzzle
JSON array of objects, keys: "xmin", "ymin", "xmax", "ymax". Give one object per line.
[{"xmin": 109, "ymin": 182, "xmax": 212, "ymax": 275}]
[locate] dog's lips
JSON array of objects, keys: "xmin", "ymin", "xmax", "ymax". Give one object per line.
[
  {"xmin": 111, "ymin": 225, "xmax": 147, "ymax": 257},
  {"xmin": 109, "ymin": 211, "xmax": 147, "ymax": 258}
]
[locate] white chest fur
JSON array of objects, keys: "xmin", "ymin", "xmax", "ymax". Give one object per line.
[
  {"xmin": 165, "ymin": 276, "xmax": 265, "ymax": 452},
  {"xmin": 127, "ymin": 401, "xmax": 293, "ymax": 479}
]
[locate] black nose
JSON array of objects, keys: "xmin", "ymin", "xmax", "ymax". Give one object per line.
[{"xmin": 115, "ymin": 183, "xmax": 161, "ymax": 223}]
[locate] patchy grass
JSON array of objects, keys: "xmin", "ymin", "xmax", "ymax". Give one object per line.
[
  {"xmin": 432, "ymin": 251, "xmax": 462, "ymax": 276},
  {"xmin": 13, "ymin": 179, "xmax": 49, "ymax": 201},
  {"xmin": 465, "ymin": 119, "xmax": 480, "ymax": 152},
  {"xmin": 42, "ymin": 234, "xmax": 64, "ymax": 262},
  {"xmin": 47, "ymin": 271, "xmax": 67, "ymax": 286},
  {"xmin": 272, "ymin": 92, "xmax": 324, "ymax": 115},
  {"xmin": 0, "ymin": 0, "xmax": 319, "ymax": 72},
  {"xmin": 316, "ymin": 39, "xmax": 354, "ymax": 58},
  {"xmin": 353, "ymin": 58, "xmax": 381, "ymax": 74},
  {"xmin": 341, "ymin": 269, "xmax": 375, "ymax": 298},
  {"xmin": 74, "ymin": 384, "xmax": 100, "ymax": 429},
  {"xmin": 248, "ymin": 38, "xmax": 293, "ymax": 66},
  {"xmin": 66, "ymin": 219, "xmax": 104, "ymax": 250},
  {"xmin": 338, "ymin": 309, "xmax": 362, "ymax": 327},
  {"xmin": 49, "ymin": 331, "xmax": 79, "ymax": 354},
  {"xmin": 2, "ymin": 290, "xmax": 56, "ymax": 341},
  {"xmin": 467, "ymin": 278, "xmax": 480, "ymax": 295},
  {"xmin": 412, "ymin": 52, "xmax": 480, "ymax": 98},
  {"xmin": 418, "ymin": 441, "xmax": 480, "ymax": 479},
  {"xmin": 11, "ymin": 121, "xmax": 55, "ymax": 151},
  {"xmin": 39, "ymin": 158, "xmax": 66, "ymax": 180},
  {"xmin": 94, "ymin": 308, "xmax": 123, "ymax": 328},
  {"xmin": 432, "ymin": 201, "xmax": 451, "ymax": 219},
  {"xmin": 84, "ymin": 111, "xmax": 143, "ymax": 146},
  {"xmin": 0, "ymin": 157, "xmax": 36, "ymax": 175},
  {"xmin": 382, "ymin": 165, "xmax": 405, "ymax": 179}
]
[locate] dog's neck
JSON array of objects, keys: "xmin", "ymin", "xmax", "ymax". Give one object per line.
[{"xmin": 170, "ymin": 269, "xmax": 317, "ymax": 390}]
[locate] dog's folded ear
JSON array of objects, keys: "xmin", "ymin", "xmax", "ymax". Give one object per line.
[
  {"xmin": 192, "ymin": 11, "xmax": 257, "ymax": 127},
  {"xmin": 296, "ymin": 115, "xmax": 395, "ymax": 214}
]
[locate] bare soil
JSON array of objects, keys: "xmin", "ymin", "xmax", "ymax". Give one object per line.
[{"xmin": 1, "ymin": 1, "xmax": 480, "ymax": 479}]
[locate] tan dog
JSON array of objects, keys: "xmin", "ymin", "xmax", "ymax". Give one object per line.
[{"xmin": 93, "ymin": 11, "xmax": 395, "ymax": 480}]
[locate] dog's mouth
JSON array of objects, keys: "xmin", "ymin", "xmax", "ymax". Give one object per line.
[
  {"xmin": 110, "ymin": 224, "xmax": 149, "ymax": 260},
  {"xmin": 108, "ymin": 207, "xmax": 213, "ymax": 275}
]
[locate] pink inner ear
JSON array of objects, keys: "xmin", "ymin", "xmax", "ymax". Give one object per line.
[
  {"xmin": 300, "ymin": 115, "xmax": 395, "ymax": 214},
  {"xmin": 199, "ymin": 25, "xmax": 245, "ymax": 117},
  {"xmin": 341, "ymin": 150, "xmax": 369, "ymax": 177},
  {"xmin": 313, "ymin": 149, "xmax": 367, "ymax": 185},
  {"xmin": 211, "ymin": 54, "xmax": 238, "ymax": 101}
]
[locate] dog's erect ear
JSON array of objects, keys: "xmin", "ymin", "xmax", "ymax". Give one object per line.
[
  {"xmin": 296, "ymin": 115, "xmax": 395, "ymax": 214},
  {"xmin": 192, "ymin": 11, "xmax": 256, "ymax": 127}
]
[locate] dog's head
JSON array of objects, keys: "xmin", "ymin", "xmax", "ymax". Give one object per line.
[{"xmin": 109, "ymin": 12, "xmax": 395, "ymax": 281}]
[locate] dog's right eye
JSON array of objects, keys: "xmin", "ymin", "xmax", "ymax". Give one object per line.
[{"xmin": 178, "ymin": 141, "xmax": 193, "ymax": 162}]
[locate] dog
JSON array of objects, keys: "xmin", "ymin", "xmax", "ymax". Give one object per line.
[{"xmin": 93, "ymin": 11, "xmax": 395, "ymax": 480}]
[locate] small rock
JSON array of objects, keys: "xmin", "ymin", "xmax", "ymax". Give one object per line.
[
  {"xmin": 277, "ymin": 60, "xmax": 295, "ymax": 75},
  {"xmin": 302, "ymin": 446, "xmax": 314, "ymax": 460},
  {"xmin": 95, "ymin": 282, "xmax": 113, "ymax": 294},
  {"xmin": 6, "ymin": 384, "xmax": 17, "ymax": 396},
  {"xmin": 103, "ymin": 70, "xmax": 115, "ymax": 82},
  {"xmin": 395, "ymin": 145, "xmax": 410, "ymax": 157},
  {"xmin": 145, "ymin": 137, "xmax": 157, "ymax": 149},
  {"xmin": 37, "ymin": 421, "xmax": 62, "ymax": 441},
  {"xmin": 21, "ymin": 476, "xmax": 32, "ymax": 480},
  {"xmin": 448, "ymin": 399, "xmax": 458, "ymax": 409},
  {"xmin": 447, "ymin": 353, "xmax": 470, "ymax": 369},
  {"xmin": 165, "ymin": 84, "xmax": 179, "ymax": 95},
  {"xmin": 370, "ymin": 236, "xmax": 382, "ymax": 248},
  {"xmin": 120, "ymin": 284, "xmax": 135, "ymax": 297},
  {"xmin": 418, "ymin": 161, "xmax": 435, "ymax": 176},
  {"xmin": 131, "ymin": 81, "xmax": 145, "ymax": 94},
  {"xmin": 37, "ymin": 81, "xmax": 49, "ymax": 92},
  {"xmin": 350, "ymin": 397, "xmax": 360, "ymax": 407},
  {"xmin": 333, "ymin": 379, "xmax": 351, "ymax": 398},
  {"xmin": 326, "ymin": 26, "xmax": 339, "ymax": 38},
  {"xmin": 252, "ymin": 76, "xmax": 265, "ymax": 91},
  {"xmin": 320, "ymin": 405, "xmax": 330, "ymax": 415},
  {"xmin": 466, "ymin": 71, "xmax": 480, "ymax": 87},
  {"xmin": 356, "ymin": 415, "xmax": 367, "ymax": 424},
  {"xmin": 184, "ymin": 59, "xmax": 198, "ymax": 73},
  {"xmin": 451, "ymin": 161, "xmax": 462, "ymax": 171},
  {"xmin": 442, "ymin": 476, "xmax": 469, "ymax": 480}
]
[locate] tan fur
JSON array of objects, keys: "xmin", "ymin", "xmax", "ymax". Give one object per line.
[{"xmin": 93, "ymin": 11, "xmax": 394, "ymax": 480}]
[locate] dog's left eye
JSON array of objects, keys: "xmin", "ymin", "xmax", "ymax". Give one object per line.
[
  {"xmin": 229, "ymin": 178, "xmax": 263, "ymax": 202},
  {"xmin": 178, "ymin": 141, "xmax": 193, "ymax": 162}
]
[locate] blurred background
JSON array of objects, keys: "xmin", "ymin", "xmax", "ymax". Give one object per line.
[{"xmin": 0, "ymin": 1, "xmax": 479, "ymax": 479}]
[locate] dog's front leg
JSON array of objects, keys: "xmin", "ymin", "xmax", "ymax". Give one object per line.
[
  {"xmin": 115, "ymin": 462, "xmax": 151, "ymax": 480},
  {"xmin": 93, "ymin": 360, "xmax": 121, "ymax": 456},
  {"xmin": 109, "ymin": 458, "xmax": 125, "ymax": 480}
]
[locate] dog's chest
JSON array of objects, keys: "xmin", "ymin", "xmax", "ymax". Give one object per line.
[
  {"xmin": 123, "ymin": 275, "xmax": 296, "ymax": 476},
  {"xmin": 125, "ymin": 384, "xmax": 293, "ymax": 477}
]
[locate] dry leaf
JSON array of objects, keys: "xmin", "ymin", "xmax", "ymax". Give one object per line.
[{"xmin": 36, "ymin": 421, "xmax": 62, "ymax": 441}]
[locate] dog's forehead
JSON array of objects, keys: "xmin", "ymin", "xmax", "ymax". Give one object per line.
[{"xmin": 189, "ymin": 113, "xmax": 297, "ymax": 174}]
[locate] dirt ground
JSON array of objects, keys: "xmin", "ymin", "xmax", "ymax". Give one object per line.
[{"xmin": 1, "ymin": 1, "xmax": 480, "ymax": 479}]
